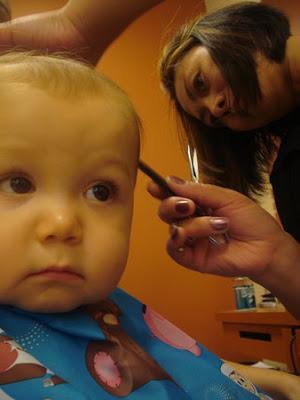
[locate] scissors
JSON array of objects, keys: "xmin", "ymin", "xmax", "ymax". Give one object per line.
[
  {"xmin": 187, "ymin": 145, "xmax": 199, "ymax": 184},
  {"xmin": 187, "ymin": 145, "xmax": 229, "ymax": 245}
]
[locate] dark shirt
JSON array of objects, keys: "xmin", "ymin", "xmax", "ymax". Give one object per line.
[{"xmin": 270, "ymin": 109, "xmax": 300, "ymax": 242}]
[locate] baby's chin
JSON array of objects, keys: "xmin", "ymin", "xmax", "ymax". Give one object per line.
[{"xmin": 11, "ymin": 293, "xmax": 105, "ymax": 314}]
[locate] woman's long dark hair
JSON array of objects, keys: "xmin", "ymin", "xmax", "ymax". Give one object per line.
[{"xmin": 160, "ymin": 2, "xmax": 291, "ymax": 198}]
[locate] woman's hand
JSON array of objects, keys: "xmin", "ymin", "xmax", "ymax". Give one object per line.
[
  {"xmin": 0, "ymin": 0, "xmax": 164, "ymax": 65},
  {"xmin": 0, "ymin": 9, "xmax": 96, "ymax": 63},
  {"xmin": 147, "ymin": 177, "xmax": 286, "ymax": 279},
  {"xmin": 148, "ymin": 176, "xmax": 300, "ymax": 319}
]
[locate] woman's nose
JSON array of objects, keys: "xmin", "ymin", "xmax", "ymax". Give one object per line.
[
  {"xmin": 35, "ymin": 204, "xmax": 83, "ymax": 245},
  {"xmin": 206, "ymin": 93, "xmax": 227, "ymax": 119}
]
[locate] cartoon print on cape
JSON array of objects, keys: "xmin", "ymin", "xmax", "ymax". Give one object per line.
[
  {"xmin": 0, "ymin": 332, "xmax": 64, "ymax": 386},
  {"xmin": 85, "ymin": 299, "xmax": 175, "ymax": 397}
]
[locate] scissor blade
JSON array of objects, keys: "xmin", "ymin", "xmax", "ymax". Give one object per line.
[
  {"xmin": 187, "ymin": 145, "xmax": 198, "ymax": 182},
  {"xmin": 192, "ymin": 148, "xmax": 199, "ymax": 182}
]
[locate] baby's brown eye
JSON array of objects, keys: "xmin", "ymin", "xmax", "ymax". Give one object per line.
[
  {"xmin": 86, "ymin": 183, "xmax": 112, "ymax": 202},
  {"xmin": 11, "ymin": 177, "xmax": 33, "ymax": 193},
  {"xmin": 0, "ymin": 176, "xmax": 34, "ymax": 194}
]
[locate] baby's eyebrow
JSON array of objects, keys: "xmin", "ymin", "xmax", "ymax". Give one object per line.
[{"xmin": 91, "ymin": 158, "xmax": 133, "ymax": 179}]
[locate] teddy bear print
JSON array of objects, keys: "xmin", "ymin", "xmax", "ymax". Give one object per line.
[{"xmin": 85, "ymin": 300, "xmax": 174, "ymax": 397}]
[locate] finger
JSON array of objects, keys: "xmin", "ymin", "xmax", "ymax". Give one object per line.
[
  {"xmin": 158, "ymin": 197, "xmax": 196, "ymax": 223},
  {"xmin": 166, "ymin": 226, "xmax": 204, "ymax": 272},
  {"xmin": 167, "ymin": 244, "xmax": 201, "ymax": 272},
  {"xmin": 168, "ymin": 224, "xmax": 195, "ymax": 263},
  {"xmin": 147, "ymin": 180, "xmax": 169, "ymax": 200},
  {"xmin": 165, "ymin": 177, "xmax": 250, "ymax": 211},
  {"xmin": 168, "ymin": 217, "xmax": 229, "ymax": 250},
  {"xmin": 166, "ymin": 220, "xmax": 229, "ymax": 272},
  {"xmin": 177, "ymin": 216, "xmax": 229, "ymax": 237}
]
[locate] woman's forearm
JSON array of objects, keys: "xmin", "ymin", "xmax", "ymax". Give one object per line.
[
  {"xmin": 257, "ymin": 231, "xmax": 300, "ymax": 320},
  {"xmin": 63, "ymin": 0, "xmax": 164, "ymax": 58}
]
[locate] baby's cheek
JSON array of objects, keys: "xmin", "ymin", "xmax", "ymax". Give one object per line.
[
  {"xmin": 89, "ymin": 235, "xmax": 129, "ymax": 272},
  {"xmin": 86, "ymin": 263, "xmax": 125, "ymax": 302},
  {"xmin": 83, "ymin": 232, "xmax": 129, "ymax": 296},
  {"xmin": 0, "ymin": 281, "xmax": 17, "ymax": 305}
]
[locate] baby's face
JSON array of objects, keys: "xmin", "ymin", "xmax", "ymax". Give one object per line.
[{"xmin": 0, "ymin": 86, "xmax": 139, "ymax": 313}]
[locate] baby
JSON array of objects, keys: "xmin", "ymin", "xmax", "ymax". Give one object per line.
[{"xmin": 0, "ymin": 52, "xmax": 271, "ymax": 400}]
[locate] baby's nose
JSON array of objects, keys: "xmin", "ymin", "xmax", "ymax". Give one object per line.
[{"xmin": 35, "ymin": 205, "xmax": 82, "ymax": 245}]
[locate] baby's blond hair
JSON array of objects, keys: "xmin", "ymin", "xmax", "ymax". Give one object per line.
[{"xmin": 0, "ymin": 51, "xmax": 141, "ymax": 136}]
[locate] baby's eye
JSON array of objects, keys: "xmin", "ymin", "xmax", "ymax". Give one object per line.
[
  {"xmin": 85, "ymin": 182, "xmax": 115, "ymax": 202},
  {"xmin": 0, "ymin": 176, "xmax": 34, "ymax": 194}
]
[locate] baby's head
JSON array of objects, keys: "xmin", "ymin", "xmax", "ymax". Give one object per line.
[{"xmin": 0, "ymin": 52, "xmax": 141, "ymax": 313}]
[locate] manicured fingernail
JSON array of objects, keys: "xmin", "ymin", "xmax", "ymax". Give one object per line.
[
  {"xmin": 210, "ymin": 217, "xmax": 229, "ymax": 230},
  {"xmin": 175, "ymin": 200, "xmax": 190, "ymax": 214},
  {"xmin": 170, "ymin": 224, "xmax": 178, "ymax": 240},
  {"xmin": 167, "ymin": 176, "xmax": 186, "ymax": 185}
]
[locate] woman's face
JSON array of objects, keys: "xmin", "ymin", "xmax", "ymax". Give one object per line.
[{"xmin": 174, "ymin": 45, "xmax": 294, "ymax": 131}]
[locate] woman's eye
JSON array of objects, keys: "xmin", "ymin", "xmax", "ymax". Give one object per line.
[
  {"xmin": 86, "ymin": 183, "xmax": 114, "ymax": 202},
  {"xmin": 0, "ymin": 176, "xmax": 34, "ymax": 194},
  {"xmin": 193, "ymin": 73, "xmax": 205, "ymax": 92}
]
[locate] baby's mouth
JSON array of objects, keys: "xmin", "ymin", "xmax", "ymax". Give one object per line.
[{"xmin": 27, "ymin": 266, "xmax": 84, "ymax": 282}]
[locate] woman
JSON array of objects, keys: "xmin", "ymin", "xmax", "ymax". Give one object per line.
[
  {"xmin": 147, "ymin": 1, "xmax": 300, "ymax": 321},
  {"xmin": 158, "ymin": 2, "xmax": 298, "ymax": 212}
]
